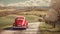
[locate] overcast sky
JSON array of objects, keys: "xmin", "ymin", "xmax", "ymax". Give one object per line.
[
  {"xmin": 0, "ymin": 0, "xmax": 29, "ymax": 4},
  {"xmin": 0, "ymin": 0, "xmax": 51, "ymax": 7}
]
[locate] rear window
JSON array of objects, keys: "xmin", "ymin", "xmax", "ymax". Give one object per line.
[{"xmin": 17, "ymin": 18, "xmax": 24, "ymax": 20}]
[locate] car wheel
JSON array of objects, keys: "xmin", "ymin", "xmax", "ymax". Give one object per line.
[{"xmin": 22, "ymin": 28, "xmax": 26, "ymax": 30}]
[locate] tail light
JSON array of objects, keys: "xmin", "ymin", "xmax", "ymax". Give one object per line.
[
  {"xmin": 23, "ymin": 24, "xmax": 26, "ymax": 26},
  {"xmin": 13, "ymin": 23, "xmax": 15, "ymax": 26},
  {"xmin": 23, "ymin": 24, "xmax": 25, "ymax": 26}
]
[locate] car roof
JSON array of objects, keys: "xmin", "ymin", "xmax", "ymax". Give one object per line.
[{"xmin": 16, "ymin": 16, "xmax": 25, "ymax": 18}]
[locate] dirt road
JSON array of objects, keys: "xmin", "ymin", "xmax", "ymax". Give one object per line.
[{"xmin": 0, "ymin": 22, "xmax": 41, "ymax": 34}]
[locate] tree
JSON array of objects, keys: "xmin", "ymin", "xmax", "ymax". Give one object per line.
[{"xmin": 44, "ymin": 0, "xmax": 60, "ymax": 28}]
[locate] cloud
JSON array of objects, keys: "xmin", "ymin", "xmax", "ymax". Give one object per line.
[
  {"xmin": 0, "ymin": 3, "xmax": 5, "ymax": 7},
  {"xmin": 7, "ymin": 0, "xmax": 51, "ymax": 7}
]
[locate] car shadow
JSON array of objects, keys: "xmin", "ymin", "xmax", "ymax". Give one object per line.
[{"xmin": 3, "ymin": 27, "xmax": 26, "ymax": 30}]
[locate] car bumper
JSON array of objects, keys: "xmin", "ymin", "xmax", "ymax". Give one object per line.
[{"xmin": 13, "ymin": 26, "xmax": 26, "ymax": 28}]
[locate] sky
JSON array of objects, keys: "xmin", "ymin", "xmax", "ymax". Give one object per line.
[
  {"xmin": 0, "ymin": 0, "xmax": 28, "ymax": 4},
  {"xmin": 0, "ymin": 0, "xmax": 51, "ymax": 7}
]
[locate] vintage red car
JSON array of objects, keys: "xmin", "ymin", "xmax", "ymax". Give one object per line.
[{"xmin": 13, "ymin": 16, "xmax": 28, "ymax": 29}]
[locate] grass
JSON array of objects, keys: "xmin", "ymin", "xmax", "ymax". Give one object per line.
[
  {"xmin": 39, "ymin": 22, "xmax": 53, "ymax": 30},
  {"xmin": 0, "ymin": 15, "xmax": 15, "ymax": 29},
  {"xmin": 39, "ymin": 22, "xmax": 60, "ymax": 34},
  {"xmin": 0, "ymin": 10, "xmax": 60, "ymax": 34},
  {"xmin": 0, "ymin": 10, "xmax": 47, "ymax": 29},
  {"xmin": 40, "ymin": 31, "xmax": 60, "ymax": 34},
  {"xmin": 0, "ymin": 14, "xmax": 39, "ymax": 29}
]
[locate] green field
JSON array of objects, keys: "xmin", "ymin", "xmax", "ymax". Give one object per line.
[
  {"xmin": 0, "ymin": 10, "xmax": 60, "ymax": 34},
  {"xmin": 0, "ymin": 14, "xmax": 39, "ymax": 29},
  {"xmin": 39, "ymin": 22, "xmax": 60, "ymax": 34},
  {"xmin": 0, "ymin": 11, "xmax": 47, "ymax": 29}
]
